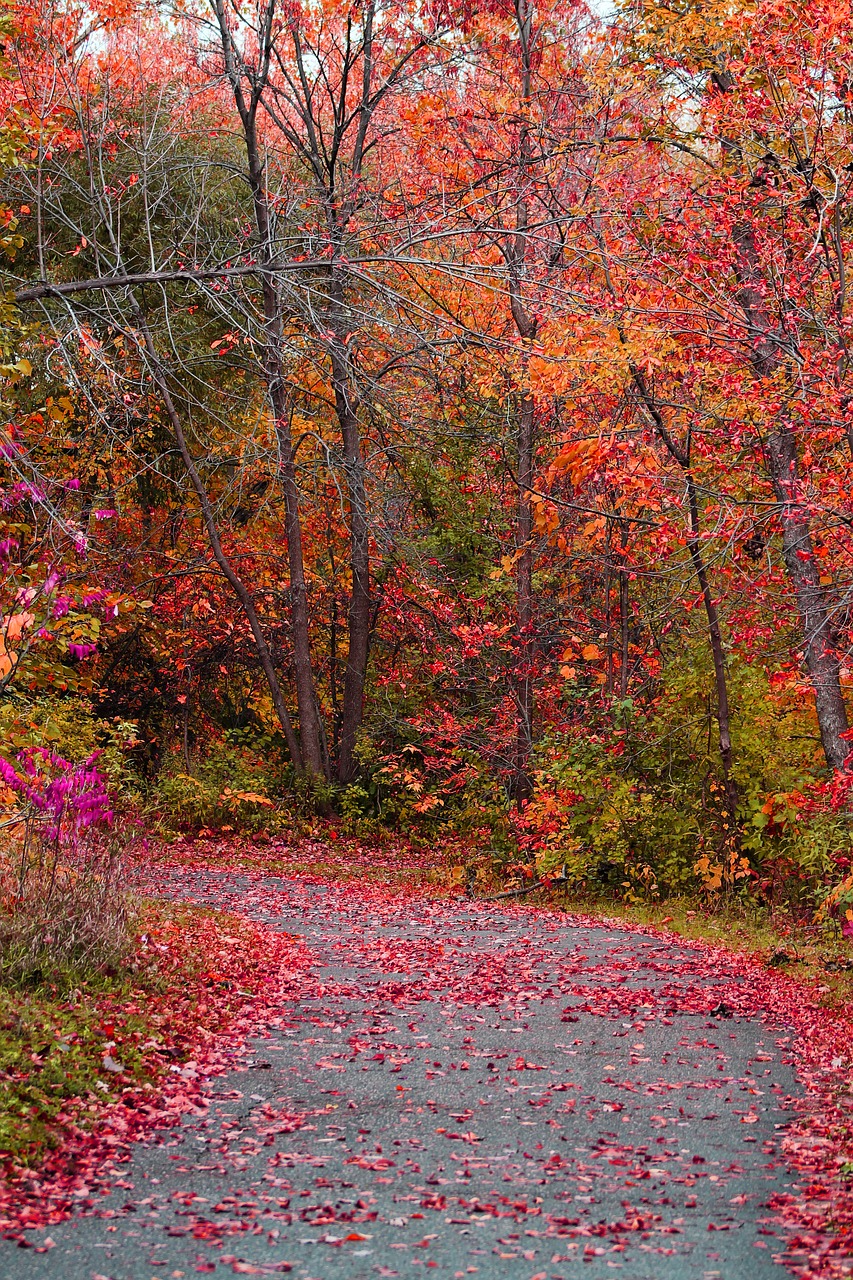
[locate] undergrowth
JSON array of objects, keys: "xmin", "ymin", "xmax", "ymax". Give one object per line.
[{"xmin": 0, "ymin": 970, "xmax": 150, "ymax": 1162}]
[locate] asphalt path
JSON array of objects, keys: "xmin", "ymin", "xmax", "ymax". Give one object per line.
[{"xmin": 0, "ymin": 872, "xmax": 803, "ymax": 1280}]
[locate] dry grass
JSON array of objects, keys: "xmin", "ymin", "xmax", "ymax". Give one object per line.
[{"xmin": 0, "ymin": 833, "xmax": 135, "ymax": 986}]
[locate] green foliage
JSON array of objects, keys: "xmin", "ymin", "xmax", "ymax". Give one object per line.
[
  {"xmin": 519, "ymin": 646, "xmax": 850, "ymax": 911},
  {"xmin": 0, "ymin": 695, "xmax": 144, "ymax": 806},
  {"xmin": 0, "ymin": 979, "xmax": 151, "ymax": 1162},
  {"xmin": 0, "ymin": 901, "xmax": 242, "ymax": 1166},
  {"xmin": 153, "ymin": 741, "xmax": 285, "ymax": 834},
  {"xmin": 335, "ymin": 728, "xmax": 512, "ymax": 849}
]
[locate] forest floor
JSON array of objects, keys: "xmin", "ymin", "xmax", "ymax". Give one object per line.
[{"xmin": 0, "ymin": 839, "xmax": 851, "ymax": 1280}]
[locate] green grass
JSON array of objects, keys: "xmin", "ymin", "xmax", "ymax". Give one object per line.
[
  {"xmin": 0, "ymin": 974, "xmax": 152, "ymax": 1162},
  {"xmin": 0, "ymin": 900, "xmax": 294, "ymax": 1169},
  {"xmin": 0, "ymin": 902, "xmax": 215, "ymax": 1166}
]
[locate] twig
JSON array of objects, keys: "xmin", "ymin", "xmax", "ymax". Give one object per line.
[{"xmin": 482, "ymin": 875, "xmax": 568, "ymax": 901}]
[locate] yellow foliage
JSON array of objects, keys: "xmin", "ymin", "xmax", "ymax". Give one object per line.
[{"xmin": 220, "ymin": 787, "xmax": 274, "ymax": 809}]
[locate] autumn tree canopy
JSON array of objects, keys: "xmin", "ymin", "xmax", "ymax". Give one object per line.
[{"xmin": 2, "ymin": 0, "xmax": 853, "ymax": 911}]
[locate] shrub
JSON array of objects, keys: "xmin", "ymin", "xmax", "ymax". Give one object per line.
[
  {"xmin": 513, "ymin": 652, "xmax": 853, "ymax": 912},
  {"xmin": 0, "ymin": 748, "xmax": 134, "ymax": 984},
  {"xmin": 153, "ymin": 741, "xmax": 283, "ymax": 834},
  {"xmin": 336, "ymin": 720, "xmax": 512, "ymax": 848}
]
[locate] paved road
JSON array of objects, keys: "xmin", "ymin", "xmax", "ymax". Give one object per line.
[{"xmin": 0, "ymin": 873, "xmax": 802, "ymax": 1280}]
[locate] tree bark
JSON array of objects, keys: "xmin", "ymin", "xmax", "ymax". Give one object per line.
[
  {"xmin": 733, "ymin": 220, "xmax": 850, "ymax": 771},
  {"xmin": 618, "ymin": 522, "xmax": 630, "ymax": 700},
  {"xmin": 328, "ymin": 319, "xmax": 373, "ymax": 785},
  {"xmin": 214, "ymin": 0, "xmax": 327, "ymax": 779},
  {"xmin": 685, "ymin": 475, "xmax": 738, "ymax": 815},
  {"xmin": 766, "ymin": 426, "xmax": 850, "ymax": 770},
  {"xmin": 507, "ymin": 0, "xmax": 537, "ymax": 805},
  {"xmin": 514, "ymin": 387, "xmax": 535, "ymax": 803},
  {"xmin": 630, "ymin": 364, "xmax": 739, "ymax": 816}
]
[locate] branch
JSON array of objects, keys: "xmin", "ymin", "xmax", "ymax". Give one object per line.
[
  {"xmin": 482, "ymin": 874, "xmax": 568, "ymax": 901},
  {"xmin": 12, "ymin": 261, "xmax": 330, "ymax": 303}
]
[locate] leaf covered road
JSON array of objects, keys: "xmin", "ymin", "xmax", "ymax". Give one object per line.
[{"xmin": 0, "ymin": 870, "xmax": 827, "ymax": 1279}]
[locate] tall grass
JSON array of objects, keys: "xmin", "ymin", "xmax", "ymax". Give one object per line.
[{"xmin": 0, "ymin": 748, "xmax": 134, "ymax": 984}]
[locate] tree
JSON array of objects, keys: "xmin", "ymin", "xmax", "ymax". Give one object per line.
[
  {"xmin": 619, "ymin": 0, "xmax": 853, "ymax": 773},
  {"xmin": 208, "ymin": 0, "xmax": 460, "ymax": 781}
]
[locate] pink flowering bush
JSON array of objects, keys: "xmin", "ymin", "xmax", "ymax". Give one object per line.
[{"xmin": 0, "ymin": 748, "xmax": 134, "ymax": 983}]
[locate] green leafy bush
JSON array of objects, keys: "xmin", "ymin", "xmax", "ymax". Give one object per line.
[
  {"xmin": 514, "ymin": 651, "xmax": 851, "ymax": 911},
  {"xmin": 153, "ymin": 741, "xmax": 285, "ymax": 834}
]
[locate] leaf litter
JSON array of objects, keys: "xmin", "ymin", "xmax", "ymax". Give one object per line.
[{"xmin": 0, "ymin": 842, "xmax": 849, "ymax": 1279}]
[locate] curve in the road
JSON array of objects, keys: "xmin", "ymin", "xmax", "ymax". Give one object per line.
[{"xmin": 0, "ymin": 871, "xmax": 806, "ymax": 1280}]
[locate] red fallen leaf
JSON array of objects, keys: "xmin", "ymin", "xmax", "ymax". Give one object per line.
[
  {"xmin": 345, "ymin": 1232, "xmax": 370, "ymax": 1240},
  {"xmin": 193, "ymin": 1222, "xmax": 224, "ymax": 1239},
  {"xmin": 344, "ymin": 1156, "xmax": 395, "ymax": 1169},
  {"xmin": 740, "ymin": 1114, "xmax": 759, "ymax": 1124},
  {"xmin": 194, "ymin": 1266, "xmax": 217, "ymax": 1274}
]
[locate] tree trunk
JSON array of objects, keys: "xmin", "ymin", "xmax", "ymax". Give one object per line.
[
  {"xmin": 733, "ymin": 220, "xmax": 850, "ymax": 770},
  {"xmin": 604, "ymin": 522, "xmax": 614, "ymax": 697},
  {"xmin": 329, "ymin": 330, "xmax": 373, "ymax": 785},
  {"xmin": 628, "ymin": 363, "xmax": 739, "ymax": 815},
  {"xmin": 507, "ymin": 0, "xmax": 537, "ymax": 805},
  {"xmin": 593, "ymin": 202, "xmax": 740, "ymax": 807},
  {"xmin": 685, "ymin": 475, "xmax": 738, "ymax": 816},
  {"xmin": 213, "ymin": 0, "xmax": 327, "ymax": 779},
  {"xmin": 766, "ymin": 425, "xmax": 850, "ymax": 770},
  {"xmin": 618, "ymin": 522, "xmax": 630, "ymax": 700},
  {"xmin": 514, "ymin": 388, "xmax": 535, "ymax": 803},
  {"xmin": 241, "ymin": 131, "xmax": 326, "ymax": 777}
]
